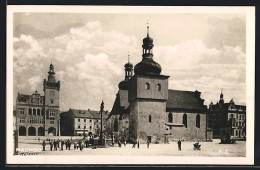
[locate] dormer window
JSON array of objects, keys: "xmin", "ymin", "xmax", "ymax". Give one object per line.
[
  {"xmin": 157, "ymin": 83, "xmax": 161, "ymax": 91},
  {"xmin": 145, "ymin": 82, "xmax": 150, "ymax": 90}
]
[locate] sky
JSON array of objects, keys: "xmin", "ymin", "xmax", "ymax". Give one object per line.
[{"xmin": 12, "ymin": 11, "xmax": 247, "ymax": 112}]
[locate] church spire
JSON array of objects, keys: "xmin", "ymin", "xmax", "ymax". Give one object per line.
[
  {"xmin": 48, "ymin": 62, "xmax": 56, "ymax": 82},
  {"xmin": 147, "ymin": 20, "xmax": 149, "ymax": 37},
  {"xmin": 219, "ymin": 88, "xmax": 224, "ymax": 105}
]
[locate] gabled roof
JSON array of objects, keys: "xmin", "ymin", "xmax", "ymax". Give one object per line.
[
  {"xmin": 70, "ymin": 109, "xmax": 109, "ymax": 119},
  {"xmin": 166, "ymin": 89, "xmax": 206, "ymax": 111}
]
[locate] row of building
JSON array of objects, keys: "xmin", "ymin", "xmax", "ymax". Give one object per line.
[{"xmin": 15, "ymin": 26, "xmax": 246, "ymax": 143}]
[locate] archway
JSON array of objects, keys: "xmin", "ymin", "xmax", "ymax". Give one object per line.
[
  {"xmin": 28, "ymin": 127, "xmax": 36, "ymax": 136},
  {"xmin": 38, "ymin": 127, "xmax": 45, "ymax": 136},
  {"xmin": 19, "ymin": 126, "xmax": 26, "ymax": 136},
  {"xmin": 48, "ymin": 127, "xmax": 56, "ymax": 136}
]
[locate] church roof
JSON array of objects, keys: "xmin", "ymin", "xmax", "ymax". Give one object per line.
[
  {"xmin": 166, "ymin": 89, "xmax": 207, "ymax": 112},
  {"xmin": 110, "ymin": 90, "xmax": 129, "ymax": 116}
]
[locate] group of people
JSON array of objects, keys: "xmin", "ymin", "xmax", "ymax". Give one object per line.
[
  {"xmin": 131, "ymin": 141, "xmax": 150, "ymax": 149},
  {"xmin": 47, "ymin": 139, "xmax": 72, "ymax": 151}
]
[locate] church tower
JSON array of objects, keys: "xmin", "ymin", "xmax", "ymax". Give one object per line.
[
  {"xmin": 43, "ymin": 62, "xmax": 60, "ymax": 136},
  {"xmin": 128, "ymin": 25, "xmax": 170, "ymax": 143}
]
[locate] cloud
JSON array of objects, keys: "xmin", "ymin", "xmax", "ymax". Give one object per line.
[
  {"xmin": 154, "ymin": 39, "xmax": 246, "ymax": 105},
  {"xmin": 13, "ymin": 20, "xmax": 138, "ymax": 111}
]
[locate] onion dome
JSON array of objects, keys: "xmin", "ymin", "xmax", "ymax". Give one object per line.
[
  {"xmin": 134, "ymin": 59, "xmax": 161, "ymax": 75},
  {"xmin": 134, "ymin": 25, "xmax": 161, "ymax": 75},
  {"xmin": 118, "ymin": 54, "xmax": 134, "ymax": 90},
  {"xmin": 118, "ymin": 80, "xmax": 129, "ymax": 90}
]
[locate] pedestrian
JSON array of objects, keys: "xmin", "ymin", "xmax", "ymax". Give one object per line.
[
  {"xmin": 112, "ymin": 135, "xmax": 114, "ymax": 146},
  {"xmin": 118, "ymin": 141, "xmax": 121, "ymax": 147},
  {"xmin": 50, "ymin": 140, "xmax": 53, "ymax": 151},
  {"xmin": 74, "ymin": 141, "xmax": 77, "ymax": 150},
  {"xmin": 42, "ymin": 140, "xmax": 46, "ymax": 151},
  {"xmin": 177, "ymin": 139, "xmax": 182, "ymax": 151},
  {"xmin": 68, "ymin": 140, "xmax": 71, "ymax": 150},
  {"xmin": 147, "ymin": 141, "xmax": 150, "ymax": 148},
  {"xmin": 132, "ymin": 141, "xmax": 136, "ymax": 148},
  {"xmin": 124, "ymin": 140, "xmax": 126, "ymax": 147},
  {"xmin": 137, "ymin": 141, "xmax": 140, "ymax": 149},
  {"xmin": 57, "ymin": 139, "xmax": 60, "ymax": 149},
  {"xmin": 79, "ymin": 140, "xmax": 82, "ymax": 151},
  {"xmin": 53, "ymin": 140, "xmax": 57, "ymax": 151},
  {"xmin": 65, "ymin": 139, "xmax": 68, "ymax": 150},
  {"xmin": 61, "ymin": 140, "xmax": 64, "ymax": 151}
]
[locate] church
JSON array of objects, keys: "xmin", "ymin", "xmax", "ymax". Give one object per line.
[{"xmin": 108, "ymin": 26, "xmax": 208, "ymax": 143}]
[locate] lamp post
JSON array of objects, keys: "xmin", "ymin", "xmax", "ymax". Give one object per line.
[{"xmin": 100, "ymin": 100, "xmax": 104, "ymax": 145}]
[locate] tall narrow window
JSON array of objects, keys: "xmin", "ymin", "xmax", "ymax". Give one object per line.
[
  {"xmin": 168, "ymin": 112, "xmax": 173, "ymax": 123},
  {"xmin": 157, "ymin": 83, "xmax": 161, "ymax": 91},
  {"xmin": 149, "ymin": 115, "xmax": 152, "ymax": 123},
  {"xmin": 183, "ymin": 113, "xmax": 187, "ymax": 128},
  {"xmin": 196, "ymin": 114, "xmax": 200, "ymax": 128},
  {"xmin": 37, "ymin": 109, "xmax": 41, "ymax": 116},
  {"xmin": 33, "ymin": 108, "xmax": 36, "ymax": 115},
  {"xmin": 29, "ymin": 108, "xmax": 32, "ymax": 115},
  {"xmin": 145, "ymin": 82, "xmax": 150, "ymax": 90}
]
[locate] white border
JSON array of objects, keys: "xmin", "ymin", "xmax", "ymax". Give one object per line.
[{"xmin": 6, "ymin": 5, "xmax": 255, "ymax": 165}]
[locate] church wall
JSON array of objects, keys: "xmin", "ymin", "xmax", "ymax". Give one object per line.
[{"xmin": 166, "ymin": 112, "xmax": 207, "ymax": 141}]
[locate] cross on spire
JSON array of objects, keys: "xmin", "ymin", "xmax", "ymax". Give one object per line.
[
  {"xmin": 147, "ymin": 20, "xmax": 149, "ymax": 37},
  {"xmin": 128, "ymin": 51, "xmax": 130, "ymax": 63}
]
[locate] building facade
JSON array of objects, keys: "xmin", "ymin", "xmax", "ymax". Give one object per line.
[
  {"xmin": 16, "ymin": 63, "xmax": 60, "ymax": 136},
  {"xmin": 60, "ymin": 109, "xmax": 109, "ymax": 136},
  {"xmin": 108, "ymin": 26, "xmax": 207, "ymax": 143},
  {"xmin": 208, "ymin": 92, "xmax": 246, "ymax": 139}
]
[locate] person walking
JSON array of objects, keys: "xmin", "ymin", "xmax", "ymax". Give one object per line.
[
  {"xmin": 53, "ymin": 140, "xmax": 57, "ymax": 151},
  {"xmin": 124, "ymin": 140, "xmax": 126, "ymax": 147},
  {"xmin": 50, "ymin": 140, "xmax": 53, "ymax": 151},
  {"xmin": 74, "ymin": 141, "xmax": 77, "ymax": 150},
  {"xmin": 65, "ymin": 140, "xmax": 68, "ymax": 150},
  {"xmin": 147, "ymin": 141, "xmax": 150, "ymax": 149},
  {"xmin": 118, "ymin": 141, "xmax": 121, "ymax": 147},
  {"xmin": 68, "ymin": 140, "xmax": 71, "ymax": 150},
  {"xmin": 79, "ymin": 140, "xmax": 82, "ymax": 151},
  {"xmin": 132, "ymin": 141, "xmax": 136, "ymax": 148},
  {"xmin": 61, "ymin": 140, "xmax": 64, "ymax": 151},
  {"xmin": 137, "ymin": 141, "xmax": 140, "ymax": 149},
  {"xmin": 42, "ymin": 140, "xmax": 46, "ymax": 151},
  {"xmin": 177, "ymin": 139, "xmax": 182, "ymax": 151}
]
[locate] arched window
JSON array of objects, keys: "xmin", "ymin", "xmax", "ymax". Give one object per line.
[
  {"xmin": 37, "ymin": 109, "xmax": 41, "ymax": 116},
  {"xmin": 168, "ymin": 112, "xmax": 173, "ymax": 123},
  {"xmin": 114, "ymin": 118, "xmax": 118, "ymax": 132},
  {"xmin": 196, "ymin": 114, "xmax": 200, "ymax": 128},
  {"xmin": 149, "ymin": 115, "xmax": 152, "ymax": 123},
  {"xmin": 145, "ymin": 82, "xmax": 150, "ymax": 90},
  {"xmin": 183, "ymin": 113, "xmax": 187, "ymax": 128},
  {"xmin": 33, "ymin": 108, "xmax": 36, "ymax": 115},
  {"xmin": 157, "ymin": 83, "xmax": 161, "ymax": 91},
  {"xmin": 29, "ymin": 108, "xmax": 32, "ymax": 115}
]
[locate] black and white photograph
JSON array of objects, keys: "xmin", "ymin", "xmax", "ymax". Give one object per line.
[{"xmin": 6, "ymin": 6, "xmax": 255, "ymax": 165}]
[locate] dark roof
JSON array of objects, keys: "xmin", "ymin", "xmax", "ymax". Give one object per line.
[
  {"xmin": 166, "ymin": 89, "xmax": 206, "ymax": 111},
  {"xmin": 110, "ymin": 90, "xmax": 129, "ymax": 116}
]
